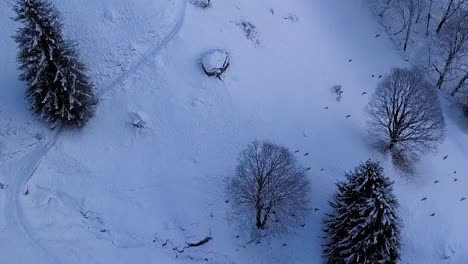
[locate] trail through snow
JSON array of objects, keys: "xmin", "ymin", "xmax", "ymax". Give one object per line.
[{"xmin": 1, "ymin": 0, "xmax": 187, "ymax": 262}]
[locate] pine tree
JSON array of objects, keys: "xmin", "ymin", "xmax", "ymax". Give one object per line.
[
  {"xmin": 323, "ymin": 160, "xmax": 401, "ymax": 264},
  {"xmin": 13, "ymin": 0, "xmax": 95, "ymax": 127}
]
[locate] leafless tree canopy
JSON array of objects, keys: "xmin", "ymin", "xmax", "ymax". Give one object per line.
[
  {"xmin": 367, "ymin": 68, "xmax": 445, "ymax": 158},
  {"xmin": 227, "ymin": 141, "xmax": 310, "ymax": 235},
  {"xmin": 434, "ymin": 7, "xmax": 468, "ymax": 92}
]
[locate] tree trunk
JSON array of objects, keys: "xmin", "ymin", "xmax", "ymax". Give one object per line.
[
  {"xmin": 436, "ymin": 0, "xmax": 454, "ymax": 34},
  {"xmin": 451, "ymin": 71, "xmax": 468, "ymax": 96},
  {"xmin": 256, "ymin": 207, "xmax": 264, "ymax": 229},
  {"xmin": 437, "ymin": 52, "xmax": 455, "ymax": 89},
  {"xmin": 426, "ymin": 0, "xmax": 433, "ymax": 36},
  {"xmin": 404, "ymin": 18, "xmax": 413, "ymax": 51}
]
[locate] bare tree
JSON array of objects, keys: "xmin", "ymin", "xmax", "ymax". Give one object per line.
[
  {"xmin": 436, "ymin": 0, "xmax": 467, "ymax": 34},
  {"xmin": 433, "ymin": 8, "xmax": 468, "ymax": 90},
  {"xmin": 379, "ymin": 0, "xmax": 394, "ymax": 17},
  {"xmin": 367, "ymin": 68, "xmax": 445, "ymax": 159},
  {"xmin": 392, "ymin": 0, "xmax": 418, "ymax": 51},
  {"xmin": 226, "ymin": 140, "xmax": 310, "ymax": 235}
]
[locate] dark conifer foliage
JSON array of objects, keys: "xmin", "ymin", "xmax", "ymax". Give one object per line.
[
  {"xmin": 14, "ymin": 0, "xmax": 95, "ymax": 127},
  {"xmin": 323, "ymin": 160, "xmax": 401, "ymax": 264}
]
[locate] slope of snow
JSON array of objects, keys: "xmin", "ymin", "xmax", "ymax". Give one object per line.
[{"xmin": 0, "ymin": 0, "xmax": 467, "ymax": 263}]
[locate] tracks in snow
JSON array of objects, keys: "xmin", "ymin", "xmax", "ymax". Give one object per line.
[{"xmin": 2, "ymin": 0, "xmax": 187, "ymax": 262}]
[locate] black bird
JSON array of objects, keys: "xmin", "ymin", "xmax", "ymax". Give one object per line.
[
  {"xmin": 375, "ymin": 34, "xmax": 381, "ymax": 38},
  {"xmin": 454, "ymin": 178, "xmax": 458, "ymax": 182},
  {"xmin": 348, "ymin": 59, "xmax": 353, "ymax": 62},
  {"xmin": 430, "ymin": 213, "xmax": 436, "ymax": 216},
  {"xmin": 305, "ymin": 167, "xmax": 311, "ymax": 171},
  {"xmin": 304, "ymin": 152, "xmax": 309, "ymax": 156},
  {"xmin": 324, "ymin": 106, "xmax": 329, "ymax": 109},
  {"xmin": 434, "ymin": 180, "xmax": 439, "ymax": 184},
  {"xmin": 282, "ymin": 243, "xmax": 287, "ymax": 247},
  {"xmin": 421, "ymin": 197, "xmax": 428, "ymax": 201},
  {"xmin": 361, "ymin": 92, "xmax": 367, "ymax": 95},
  {"xmin": 443, "ymin": 155, "xmax": 448, "ymax": 160},
  {"xmin": 346, "ymin": 115, "xmax": 351, "ymax": 118},
  {"xmin": 461, "ymin": 197, "xmax": 466, "ymax": 201},
  {"xmin": 371, "ymin": 74, "xmax": 375, "ymax": 78},
  {"xmin": 378, "ymin": 75, "xmax": 383, "ymax": 79}
]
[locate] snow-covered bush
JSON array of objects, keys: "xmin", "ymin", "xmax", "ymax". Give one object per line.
[
  {"xmin": 190, "ymin": 0, "xmax": 211, "ymax": 9},
  {"xmin": 367, "ymin": 68, "xmax": 445, "ymax": 161},
  {"xmin": 13, "ymin": 0, "xmax": 95, "ymax": 127},
  {"xmin": 226, "ymin": 140, "xmax": 310, "ymax": 235},
  {"xmin": 323, "ymin": 160, "xmax": 401, "ymax": 264},
  {"xmin": 201, "ymin": 49, "xmax": 231, "ymax": 79}
]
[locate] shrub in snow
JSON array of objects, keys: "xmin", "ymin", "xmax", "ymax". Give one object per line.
[
  {"xmin": 226, "ymin": 140, "xmax": 310, "ymax": 235},
  {"xmin": 201, "ymin": 49, "xmax": 231, "ymax": 79},
  {"xmin": 237, "ymin": 20, "xmax": 260, "ymax": 46},
  {"xmin": 323, "ymin": 160, "xmax": 401, "ymax": 264},
  {"xmin": 14, "ymin": 0, "xmax": 95, "ymax": 127},
  {"xmin": 190, "ymin": 0, "xmax": 211, "ymax": 9},
  {"xmin": 367, "ymin": 68, "xmax": 445, "ymax": 161},
  {"xmin": 130, "ymin": 112, "xmax": 148, "ymax": 129},
  {"xmin": 331, "ymin": 84, "xmax": 343, "ymax": 101}
]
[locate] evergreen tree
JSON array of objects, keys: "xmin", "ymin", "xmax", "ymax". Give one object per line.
[
  {"xmin": 323, "ymin": 160, "xmax": 401, "ymax": 264},
  {"xmin": 13, "ymin": 0, "xmax": 95, "ymax": 127}
]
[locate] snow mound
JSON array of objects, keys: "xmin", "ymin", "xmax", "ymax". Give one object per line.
[{"xmin": 201, "ymin": 49, "xmax": 230, "ymax": 78}]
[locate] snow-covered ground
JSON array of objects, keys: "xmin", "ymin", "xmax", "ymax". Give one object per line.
[{"xmin": 0, "ymin": 0, "xmax": 467, "ymax": 263}]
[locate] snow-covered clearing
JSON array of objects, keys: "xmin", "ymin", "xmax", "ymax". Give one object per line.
[{"xmin": 0, "ymin": 0, "xmax": 467, "ymax": 263}]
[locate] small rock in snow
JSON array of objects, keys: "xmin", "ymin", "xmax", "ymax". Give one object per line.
[
  {"xmin": 304, "ymin": 152, "xmax": 309, "ymax": 156},
  {"xmin": 361, "ymin": 92, "xmax": 367, "ymax": 95},
  {"xmin": 378, "ymin": 75, "xmax": 383, "ymax": 79},
  {"xmin": 430, "ymin": 213, "xmax": 436, "ymax": 216},
  {"xmin": 375, "ymin": 34, "xmax": 381, "ymax": 38},
  {"xmin": 434, "ymin": 180, "xmax": 439, "ymax": 184},
  {"xmin": 421, "ymin": 197, "xmax": 428, "ymax": 201},
  {"xmin": 443, "ymin": 155, "xmax": 448, "ymax": 160},
  {"xmin": 294, "ymin": 149, "xmax": 300, "ymax": 153},
  {"xmin": 461, "ymin": 197, "xmax": 466, "ymax": 201},
  {"xmin": 201, "ymin": 49, "xmax": 231, "ymax": 79},
  {"xmin": 454, "ymin": 178, "xmax": 458, "ymax": 182},
  {"xmin": 346, "ymin": 115, "xmax": 352, "ymax": 118},
  {"xmin": 282, "ymin": 243, "xmax": 287, "ymax": 247},
  {"xmin": 348, "ymin": 59, "xmax": 353, "ymax": 62}
]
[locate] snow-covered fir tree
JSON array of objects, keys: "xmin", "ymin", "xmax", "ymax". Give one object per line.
[
  {"xmin": 323, "ymin": 160, "xmax": 401, "ymax": 264},
  {"xmin": 13, "ymin": 0, "xmax": 95, "ymax": 127}
]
